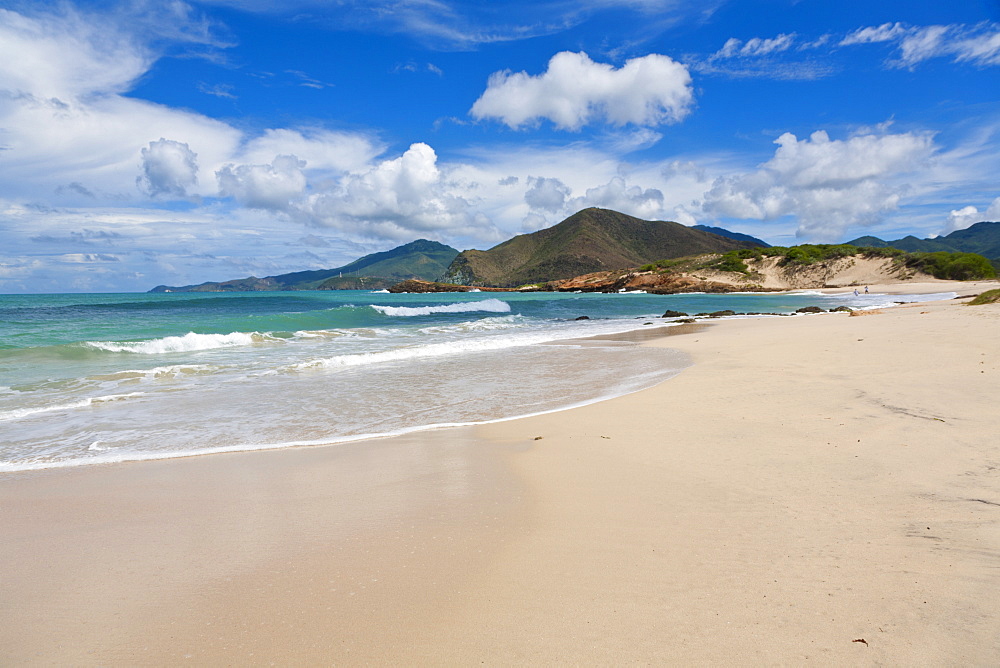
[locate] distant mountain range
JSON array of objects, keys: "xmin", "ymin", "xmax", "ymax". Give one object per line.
[
  {"xmin": 692, "ymin": 225, "xmax": 770, "ymax": 248},
  {"xmin": 152, "ymin": 211, "xmax": 1000, "ymax": 293},
  {"xmin": 848, "ymin": 221, "xmax": 1000, "ymax": 270},
  {"xmin": 442, "ymin": 208, "xmax": 763, "ymax": 287},
  {"xmin": 149, "ymin": 239, "xmax": 459, "ymax": 292}
]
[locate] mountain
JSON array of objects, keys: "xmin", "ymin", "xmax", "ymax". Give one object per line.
[
  {"xmin": 692, "ymin": 225, "xmax": 770, "ymax": 248},
  {"xmin": 845, "ymin": 235, "xmax": 889, "ymax": 248},
  {"xmin": 149, "ymin": 239, "xmax": 459, "ymax": 292},
  {"xmin": 442, "ymin": 208, "xmax": 764, "ymax": 287},
  {"xmin": 847, "ymin": 222, "xmax": 1000, "ymax": 270}
]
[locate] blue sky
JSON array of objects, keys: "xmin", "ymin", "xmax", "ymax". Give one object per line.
[{"xmin": 1, "ymin": 0, "xmax": 998, "ymax": 292}]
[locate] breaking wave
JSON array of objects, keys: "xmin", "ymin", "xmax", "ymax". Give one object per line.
[
  {"xmin": 85, "ymin": 331, "xmax": 275, "ymax": 354},
  {"xmin": 370, "ymin": 299, "xmax": 511, "ymax": 317}
]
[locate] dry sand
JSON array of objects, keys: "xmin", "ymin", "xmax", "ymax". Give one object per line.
[{"xmin": 2, "ymin": 280, "xmax": 999, "ymax": 665}]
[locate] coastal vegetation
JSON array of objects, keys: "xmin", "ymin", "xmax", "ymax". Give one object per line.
[
  {"xmin": 695, "ymin": 245, "xmax": 997, "ymax": 281},
  {"xmin": 968, "ymin": 288, "xmax": 1000, "ymax": 305},
  {"xmin": 847, "ymin": 221, "xmax": 1000, "ymax": 272}
]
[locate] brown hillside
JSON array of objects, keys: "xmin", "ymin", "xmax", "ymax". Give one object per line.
[{"xmin": 443, "ymin": 208, "xmax": 760, "ymax": 287}]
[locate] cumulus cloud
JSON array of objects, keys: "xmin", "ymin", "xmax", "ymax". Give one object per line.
[
  {"xmin": 704, "ymin": 129, "xmax": 935, "ymax": 240},
  {"xmin": 470, "ymin": 51, "xmax": 694, "ymax": 131},
  {"xmin": 525, "ymin": 176, "xmax": 570, "ymax": 212},
  {"xmin": 138, "ymin": 139, "xmax": 199, "ymax": 197},
  {"xmin": 301, "ymin": 143, "xmax": 499, "ymax": 241},
  {"xmin": 0, "ymin": 5, "xmax": 383, "ymax": 208},
  {"xmin": 568, "ymin": 176, "xmax": 665, "ymax": 219},
  {"xmin": 217, "ymin": 155, "xmax": 307, "ymax": 210},
  {"xmin": 943, "ymin": 197, "xmax": 1000, "ymax": 234}
]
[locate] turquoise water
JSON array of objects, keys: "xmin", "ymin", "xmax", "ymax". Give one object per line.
[{"xmin": 0, "ymin": 289, "xmax": 953, "ymax": 471}]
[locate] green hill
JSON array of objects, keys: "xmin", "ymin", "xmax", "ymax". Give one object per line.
[
  {"xmin": 149, "ymin": 239, "xmax": 459, "ymax": 292},
  {"xmin": 847, "ymin": 222, "xmax": 1000, "ymax": 271},
  {"xmin": 443, "ymin": 208, "xmax": 764, "ymax": 287}
]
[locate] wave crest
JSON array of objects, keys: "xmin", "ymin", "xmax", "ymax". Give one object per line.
[
  {"xmin": 85, "ymin": 331, "xmax": 273, "ymax": 354},
  {"xmin": 370, "ymin": 299, "xmax": 511, "ymax": 317}
]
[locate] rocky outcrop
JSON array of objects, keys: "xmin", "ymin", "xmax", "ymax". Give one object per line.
[{"xmin": 548, "ymin": 270, "xmax": 752, "ymax": 294}]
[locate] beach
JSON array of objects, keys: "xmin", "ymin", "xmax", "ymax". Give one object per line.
[{"xmin": 2, "ymin": 279, "xmax": 999, "ymax": 664}]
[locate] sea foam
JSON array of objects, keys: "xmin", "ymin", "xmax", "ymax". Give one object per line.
[
  {"xmin": 288, "ymin": 329, "xmax": 573, "ymax": 372},
  {"xmin": 0, "ymin": 392, "xmax": 146, "ymax": 422},
  {"xmin": 85, "ymin": 331, "xmax": 273, "ymax": 354},
  {"xmin": 370, "ymin": 298, "xmax": 511, "ymax": 317}
]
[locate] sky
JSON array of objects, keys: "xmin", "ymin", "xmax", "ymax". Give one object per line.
[{"xmin": 1, "ymin": 0, "xmax": 999, "ymax": 292}]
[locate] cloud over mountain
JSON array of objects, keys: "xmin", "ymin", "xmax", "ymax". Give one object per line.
[{"xmin": 704, "ymin": 130, "xmax": 935, "ymax": 240}]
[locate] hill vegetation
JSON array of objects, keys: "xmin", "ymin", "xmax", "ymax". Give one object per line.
[
  {"xmin": 699, "ymin": 245, "xmax": 996, "ymax": 281},
  {"xmin": 847, "ymin": 221, "xmax": 1000, "ymax": 272},
  {"xmin": 443, "ymin": 208, "xmax": 762, "ymax": 287}
]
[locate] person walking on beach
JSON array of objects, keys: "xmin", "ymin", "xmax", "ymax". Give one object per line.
[{"xmin": 864, "ymin": 286, "xmax": 869, "ymax": 294}]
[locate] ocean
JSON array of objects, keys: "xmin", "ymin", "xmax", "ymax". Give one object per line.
[{"xmin": 0, "ymin": 288, "xmax": 955, "ymax": 472}]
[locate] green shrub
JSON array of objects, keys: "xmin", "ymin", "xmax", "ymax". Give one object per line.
[
  {"xmin": 860, "ymin": 246, "xmax": 906, "ymax": 259},
  {"xmin": 713, "ymin": 251, "xmax": 749, "ymax": 274},
  {"xmin": 904, "ymin": 252, "xmax": 996, "ymax": 280},
  {"xmin": 773, "ymin": 244, "xmax": 860, "ymax": 266}
]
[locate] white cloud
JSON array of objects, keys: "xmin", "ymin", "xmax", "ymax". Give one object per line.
[
  {"xmin": 0, "ymin": 5, "xmax": 384, "ymax": 211},
  {"xmin": 694, "ymin": 33, "xmax": 833, "ymax": 80},
  {"xmin": 301, "ymin": 143, "xmax": 499, "ymax": 241},
  {"xmin": 895, "ymin": 23, "xmax": 1000, "ymax": 68},
  {"xmin": 470, "ymin": 51, "xmax": 694, "ymax": 131},
  {"xmin": 704, "ymin": 129, "xmax": 935, "ymax": 240},
  {"xmin": 217, "ymin": 155, "xmax": 308, "ymax": 210},
  {"xmin": 840, "ymin": 23, "xmax": 908, "ymax": 46},
  {"xmin": 840, "ymin": 22, "xmax": 1000, "ymax": 68},
  {"xmin": 234, "ymin": 128, "xmax": 383, "ymax": 174},
  {"xmin": 139, "ymin": 139, "xmax": 199, "ymax": 197},
  {"xmin": 943, "ymin": 197, "xmax": 1000, "ymax": 234},
  {"xmin": 194, "ymin": 0, "xmax": 720, "ymax": 50},
  {"xmin": 897, "ymin": 25, "xmax": 951, "ymax": 67},
  {"xmin": 524, "ymin": 177, "xmax": 570, "ymax": 212},
  {"xmin": 711, "ymin": 33, "xmax": 796, "ymax": 59},
  {"xmin": 568, "ymin": 176, "xmax": 665, "ymax": 219},
  {"xmin": 0, "ymin": 7, "xmax": 151, "ymax": 100}
]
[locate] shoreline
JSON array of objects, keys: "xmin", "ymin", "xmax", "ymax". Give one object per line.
[
  {"xmin": 2, "ymin": 279, "xmax": 998, "ymax": 663},
  {"xmin": 2, "ymin": 281, "xmax": 984, "ymax": 475}
]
